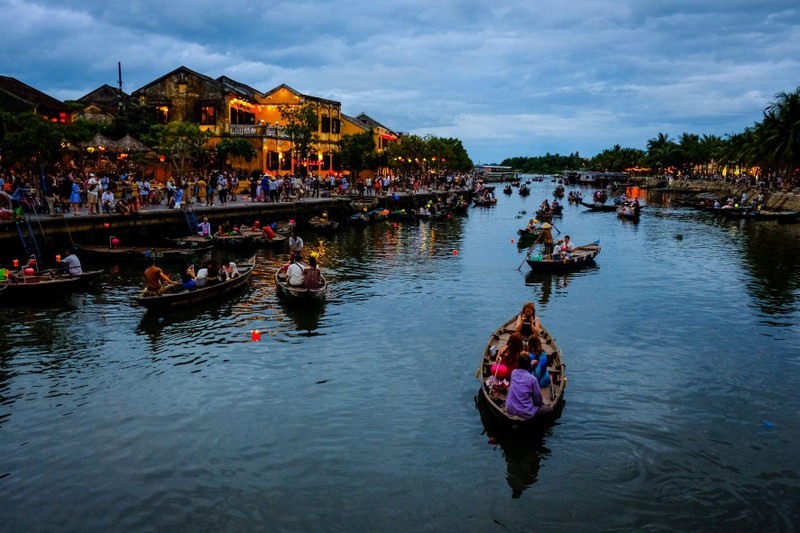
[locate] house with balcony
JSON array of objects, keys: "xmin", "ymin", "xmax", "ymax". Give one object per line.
[{"xmin": 130, "ymin": 66, "xmax": 399, "ymax": 177}]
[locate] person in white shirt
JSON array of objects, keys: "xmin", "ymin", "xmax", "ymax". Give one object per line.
[
  {"xmin": 286, "ymin": 256, "xmax": 305, "ymax": 286},
  {"xmin": 101, "ymin": 189, "xmax": 114, "ymax": 213},
  {"xmin": 289, "ymin": 231, "xmax": 304, "ymax": 255},
  {"xmin": 60, "ymin": 250, "xmax": 82, "ymax": 275}
]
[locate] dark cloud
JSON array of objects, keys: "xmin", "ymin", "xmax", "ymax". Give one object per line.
[{"xmin": 2, "ymin": 0, "xmax": 798, "ymax": 162}]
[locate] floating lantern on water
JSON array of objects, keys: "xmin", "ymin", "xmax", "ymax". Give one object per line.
[
  {"xmin": 511, "ymin": 239, "xmax": 514, "ymax": 244},
  {"xmin": 453, "ymin": 249, "xmax": 458, "ymax": 256},
  {"xmin": 104, "ymin": 222, "xmax": 110, "ymax": 228},
  {"xmin": 251, "ymin": 329, "xmax": 261, "ymax": 341}
]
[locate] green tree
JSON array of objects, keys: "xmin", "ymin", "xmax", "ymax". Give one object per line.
[
  {"xmin": 215, "ymin": 137, "xmax": 257, "ymax": 170},
  {"xmin": 339, "ymin": 130, "xmax": 375, "ymax": 181},
  {"xmin": 280, "ymin": 103, "xmax": 319, "ymax": 176},
  {"xmin": 0, "ymin": 112, "xmax": 63, "ymax": 175},
  {"xmin": 144, "ymin": 121, "xmax": 212, "ymax": 183}
]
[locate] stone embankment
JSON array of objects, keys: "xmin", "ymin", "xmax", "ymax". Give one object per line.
[{"xmin": 633, "ymin": 177, "xmax": 800, "ymax": 211}]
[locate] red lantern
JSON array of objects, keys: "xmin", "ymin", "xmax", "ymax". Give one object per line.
[
  {"xmin": 12, "ymin": 259, "xmax": 19, "ymax": 267},
  {"xmin": 254, "ymin": 221, "xmax": 260, "ymax": 229},
  {"xmin": 24, "ymin": 267, "xmax": 35, "ymax": 276},
  {"xmin": 111, "ymin": 237, "xmax": 120, "ymax": 246},
  {"xmin": 251, "ymin": 329, "xmax": 261, "ymax": 341}
]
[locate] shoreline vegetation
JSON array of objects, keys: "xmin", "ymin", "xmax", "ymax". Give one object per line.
[{"xmin": 500, "ymin": 86, "xmax": 800, "ymax": 191}]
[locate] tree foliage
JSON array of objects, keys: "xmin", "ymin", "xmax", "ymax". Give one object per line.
[
  {"xmin": 280, "ymin": 103, "xmax": 319, "ymax": 176},
  {"xmin": 0, "ymin": 112, "xmax": 63, "ymax": 173},
  {"xmin": 501, "ymin": 153, "xmax": 585, "ymax": 174},
  {"xmin": 144, "ymin": 121, "xmax": 212, "ymax": 182},
  {"xmin": 215, "ymin": 137, "xmax": 257, "ymax": 169},
  {"xmin": 339, "ymin": 129, "xmax": 375, "ymax": 179}
]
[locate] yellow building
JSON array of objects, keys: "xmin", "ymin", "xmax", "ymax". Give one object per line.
[{"xmin": 132, "ymin": 66, "xmax": 396, "ymax": 177}]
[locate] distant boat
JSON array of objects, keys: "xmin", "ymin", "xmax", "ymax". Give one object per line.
[
  {"xmin": 2, "ymin": 268, "xmax": 102, "ymax": 300},
  {"xmin": 580, "ymin": 201, "xmax": 617, "ymax": 212},
  {"xmin": 526, "ymin": 242, "xmax": 601, "ymax": 272}
]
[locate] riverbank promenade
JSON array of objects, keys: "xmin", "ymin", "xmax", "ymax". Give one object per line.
[{"xmin": 0, "ymin": 187, "xmax": 469, "ymax": 255}]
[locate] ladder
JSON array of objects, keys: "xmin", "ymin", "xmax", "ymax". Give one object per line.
[
  {"xmin": 184, "ymin": 207, "xmax": 200, "ymax": 235},
  {"xmin": 15, "ymin": 214, "xmax": 43, "ymax": 265}
]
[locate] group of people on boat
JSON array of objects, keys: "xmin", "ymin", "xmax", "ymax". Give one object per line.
[
  {"xmin": 488, "ymin": 302, "xmax": 554, "ymax": 419},
  {"xmin": 141, "ymin": 257, "xmax": 241, "ymax": 296},
  {"xmin": 276, "ymin": 230, "xmax": 324, "ymax": 290},
  {"xmin": 567, "ymin": 191, "xmax": 583, "ymax": 203},
  {"xmin": 537, "ymin": 199, "xmax": 561, "ymax": 215}
]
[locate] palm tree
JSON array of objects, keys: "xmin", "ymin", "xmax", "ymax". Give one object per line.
[{"xmin": 759, "ymin": 87, "xmax": 800, "ymax": 176}]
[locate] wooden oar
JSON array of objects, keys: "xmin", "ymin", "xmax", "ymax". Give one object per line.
[{"xmin": 516, "ymin": 233, "xmax": 543, "ymax": 270}]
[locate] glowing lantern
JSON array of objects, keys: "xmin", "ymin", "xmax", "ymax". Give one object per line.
[
  {"xmin": 12, "ymin": 259, "xmax": 19, "ymax": 267},
  {"xmin": 111, "ymin": 237, "xmax": 120, "ymax": 246},
  {"xmin": 251, "ymin": 330, "xmax": 261, "ymax": 341},
  {"xmin": 55, "ymin": 255, "xmax": 62, "ymax": 262},
  {"xmin": 24, "ymin": 267, "xmax": 35, "ymax": 276},
  {"xmin": 453, "ymin": 249, "xmax": 458, "ymax": 256},
  {"xmin": 104, "ymin": 222, "xmax": 110, "ymax": 228}
]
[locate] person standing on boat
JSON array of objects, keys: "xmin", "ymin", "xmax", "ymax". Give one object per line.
[
  {"xmin": 289, "ymin": 230, "xmax": 304, "ymax": 256},
  {"xmin": 540, "ymin": 223, "xmax": 554, "ymax": 259},
  {"xmin": 60, "ymin": 250, "xmax": 82, "ymax": 275},
  {"xmin": 505, "ymin": 355, "xmax": 552, "ymax": 419}
]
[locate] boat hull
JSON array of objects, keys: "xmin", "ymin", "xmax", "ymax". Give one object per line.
[
  {"xmin": 477, "ymin": 317, "xmax": 566, "ymax": 434},
  {"xmin": 133, "ymin": 256, "xmax": 255, "ymax": 311},
  {"xmin": 526, "ymin": 243, "xmax": 600, "ymax": 272}
]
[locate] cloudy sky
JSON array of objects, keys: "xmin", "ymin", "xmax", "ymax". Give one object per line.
[{"xmin": 2, "ymin": 0, "xmax": 799, "ymax": 164}]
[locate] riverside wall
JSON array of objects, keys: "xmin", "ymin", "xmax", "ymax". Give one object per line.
[{"xmin": 0, "ymin": 190, "xmax": 461, "ymax": 262}]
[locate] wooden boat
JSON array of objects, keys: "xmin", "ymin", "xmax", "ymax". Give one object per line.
[
  {"xmin": 473, "ymin": 195, "xmax": 498, "ymax": 206},
  {"xmin": 503, "ymin": 184, "xmax": 513, "ymax": 194},
  {"xmin": 553, "ymin": 185, "xmax": 565, "ymax": 198},
  {"xmin": 274, "ymin": 265, "xmax": 327, "ymax": 301},
  {"xmin": 133, "ymin": 255, "xmax": 256, "ymax": 311},
  {"xmin": 238, "ymin": 225, "xmax": 287, "ymax": 248},
  {"xmin": 767, "ymin": 210, "xmax": 800, "ymax": 223},
  {"xmin": 76, "ymin": 243, "xmax": 212, "ymax": 260},
  {"xmin": 580, "ymin": 201, "xmax": 617, "ymax": 212},
  {"xmin": 516, "ymin": 228, "xmax": 542, "ymax": 248},
  {"xmin": 593, "ymin": 190, "xmax": 608, "ymax": 203},
  {"xmin": 388, "ymin": 209, "xmax": 415, "ymax": 220},
  {"xmin": 212, "ymin": 232, "xmax": 254, "ymax": 249},
  {"xmin": 567, "ymin": 192, "xmax": 583, "ymax": 203},
  {"xmin": 616, "ymin": 205, "xmax": 641, "ymax": 221},
  {"xmin": 526, "ymin": 242, "xmax": 600, "ymax": 271},
  {"xmin": 308, "ymin": 216, "xmax": 340, "ymax": 232},
  {"xmin": 368, "ymin": 208, "xmax": 390, "ymax": 221},
  {"xmin": 348, "ymin": 212, "xmax": 371, "ymax": 225},
  {"xmin": 168, "ymin": 235, "xmax": 213, "ymax": 249},
  {"xmin": 3, "ymin": 268, "xmax": 102, "ymax": 299},
  {"xmin": 518, "ymin": 184, "xmax": 530, "ymax": 196},
  {"xmin": 476, "ymin": 316, "xmax": 566, "ymax": 433}
]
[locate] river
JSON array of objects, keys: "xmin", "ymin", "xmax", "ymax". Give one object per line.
[{"xmin": 2, "ymin": 177, "xmax": 799, "ymax": 531}]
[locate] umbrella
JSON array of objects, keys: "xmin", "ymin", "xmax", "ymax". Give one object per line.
[{"xmin": 115, "ymin": 134, "xmax": 149, "ymax": 152}]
